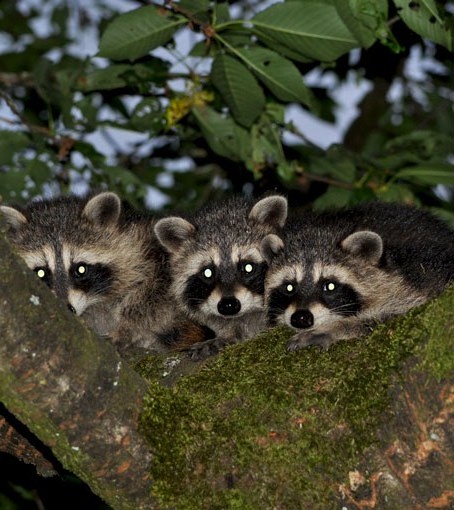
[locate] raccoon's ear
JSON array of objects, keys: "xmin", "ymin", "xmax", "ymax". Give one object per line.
[
  {"xmin": 83, "ymin": 192, "xmax": 121, "ymax": 226},
  {"xmin": 154, "ymin": 217, "xmax": 195, "ymax": 253},
  {"xmin": 260, "ymin": 234, "xmax": 284, "ymax": 264},
  {"xmin": 249, "ymin": 196, "xmax": 287, "ymax": 229},
  {"xmin": 0, "ymin": 206, "xmax": 28, "ymax": 230},
  {"xmin": 341, "ymin": 230, "xmax": 383, "ymax": 264}
]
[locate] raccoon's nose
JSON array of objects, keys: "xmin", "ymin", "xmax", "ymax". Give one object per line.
[
  {"xmin": 218, "ymin": 297, "xmax": 241, "ymax": 316},
  {"xmin": 67, "ymin": 304, "xmax": 77, "ymax": 314},
  {"xmin": 290, "ymin": 309, "xmax": 314, "ymax": 329}
]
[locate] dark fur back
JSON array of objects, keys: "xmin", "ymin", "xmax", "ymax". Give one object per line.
[{"xmin": 284, "ymin": 202, "xmax": 454, "ymax": 294}]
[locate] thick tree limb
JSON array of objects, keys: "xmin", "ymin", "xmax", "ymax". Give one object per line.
[
  {"xmin": 0, "ymin": 230, "xmax": 153, "ymax": 509},
  {"xmin": 1, "ymin": 222, "xmax": 453, "ymax": 509}
]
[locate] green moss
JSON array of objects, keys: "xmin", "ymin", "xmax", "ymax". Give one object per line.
[
  {"xmin": 420, "ymin": 286, "xmax": 454, "ymax": 380},
  {"xmin": 138, "ymin": 289, "xmax": 453, "ymax": 509},
  {"xmin": 139, "ymin": 290, "xmax": 454, "ymax": 510}
]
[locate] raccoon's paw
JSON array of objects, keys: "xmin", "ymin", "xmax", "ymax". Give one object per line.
[
  {"xmin": 187, "ymin": 337, "xmax": 235, "ymax": 361},
  {"xmin": 286, "ymin": 332, "xmax": 333, "ymax": 352}
]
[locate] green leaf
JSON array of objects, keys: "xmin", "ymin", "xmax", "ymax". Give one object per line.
[
  {"xmin": 310, "ymin": 145, "xmax": 357, "ymax": 183},
  {"xmin": 0, "ymin": 169, "xmax": 31, "ymax": 200},
  {"xmin": 213, "ymin": 2, "xmax": 230, "ymax": 24},
  {"xmin": 248, "ymin": 31, "xmax": 313, "ymax": 63},
  {"xmin": 98, "ymin": 6, "xmax": 186, "ymax": 61},
  {"xmin": 313, "ymin": 186, "xmax": 354, "ymax": 209},
  {"xmin": 333, "ymin": 0, "xmax": 388, "ymax": 47},
  {"xmin": 393, "ymin": 0, "xmax": 452, "ymax": 51},
  {"xmin": 80, "ymin": 60, "xmax": 168, "ymax": 92},
  {"xmin": 211, "ymin": 54, "xmax": 265, "ymax": 128},
  {"xmin": 234, "ymin": 47, "xmax": 316, "ymax": 110},
  {"xmin": 130, "ymin": 97, "xmax": 166, "ymax": 132},
  {"xmin": 177, "ymin": 0, "xmax": 211, "ymax": 24},
  {"xmin": 0, "ymin": 131, "xmax": 30, "ymax": 166},
  {"xmin": 394, "ymin": 164, "xmax": 454, "ymax": 185},
  {"xmin": 376, "ymin": 183, "xmax": 417, "ymax": 203},
  {"xmin": 192, "ymin": 105, "xmax": 251, "ymax": 161},
  {"xmin": 251, "ymin": 1, "xmax": 359, "ymax": 62}
]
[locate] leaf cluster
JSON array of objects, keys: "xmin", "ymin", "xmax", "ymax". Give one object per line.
[{"xmin": 0, "ymin": 0, "xmax": 453, "ymax": 215}]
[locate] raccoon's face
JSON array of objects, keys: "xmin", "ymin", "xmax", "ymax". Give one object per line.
[
  {"xmin": 19, "ymin": 245, "xmax": 117, "ymax": 316},
  {"xmin": 263, "ymin": 230, "xmax": 385, "ymax": 331},
  {"xmin": 266, "ymin": 262, "xmax": 364, "ymax": 330},
  {"xmin": 154, "ymin": 195, "xmax": 287, "ymax": 325},
  {"xmin": 1, "ymin": 192, "xmax": 132, "ymax": 316},
  {"xmin": 176, "ymin": 245, "xmax": 268, "ymax": 320}
]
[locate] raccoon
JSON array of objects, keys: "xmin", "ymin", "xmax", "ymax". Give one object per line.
[
  {"xmin": 154, "ymin": 195, "xmax": 288, "ymax": 360},
  {"xmin": 0, "ymin": 192, "xmax": 172, "ymax": 356},
  {"xmin": 261, "ymin": 201, "xmax": 454, "ymax": 351}
]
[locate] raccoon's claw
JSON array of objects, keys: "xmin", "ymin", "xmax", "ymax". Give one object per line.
[
  {"xmin": 286, "ymin": 332, "xmax": 333, "ymax": 352},
  {"xmin": 187, "ymin": 337, "xmax": 235, "ymax": 361}
]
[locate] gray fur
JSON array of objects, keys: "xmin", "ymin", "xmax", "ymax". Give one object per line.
[
  {"xmin": 154, "ymin": 194, "xmax": 288, "ymax": 360},
  {"xmin": 1, "ymin": 192, "xmax": 173, "ymax": 358},
  {"xmin": 264, "ymin": 201, "xmax": 454, "ymax": 351}
]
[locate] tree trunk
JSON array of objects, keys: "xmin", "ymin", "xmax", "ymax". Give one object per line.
[
  {"xmin": 1, "ymin": 228, "xmax": 453, "ymax": 509},
  {"xmin": 0, "ymin": 231, "xmax": 153, "ymax": 509}
]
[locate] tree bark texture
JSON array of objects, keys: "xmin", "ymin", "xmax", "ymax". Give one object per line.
[{"xmin": 0, "ymin": 231, "xmax": 153, "ymax": 509}]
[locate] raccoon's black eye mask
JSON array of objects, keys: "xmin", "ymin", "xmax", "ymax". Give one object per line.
[
  {"xmin": 319, "ymin": 279, "xmax": 362, "ymax": 315},
  {"xmin": 238, "ymin": 260, "xmax": 267, "ymax": 294},
  {"xmin": 70, "ymin": 263, "xmax": 114, "ymax": 294},
  {"xmin": 201, "ymin": 266, "xmax": 215, "ymax": 280},
  {"xmin": 34, "ymin": 266, "xmax": 52, "ymax": 287}
]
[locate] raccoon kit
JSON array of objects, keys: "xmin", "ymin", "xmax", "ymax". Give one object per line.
[
  {"xmin": 262, "ymin": 202, "xmax": 454, "ymax": 351},
  {"xmin": 154, "ymin": 195, "xmax": 288, "ymax": 359},
  {"xmin": 1, "ymin": 192, "xmax": 171, "ymax": 355}
]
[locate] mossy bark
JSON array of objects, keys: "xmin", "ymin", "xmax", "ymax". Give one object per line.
[
  {"xmin": 136, "ymin": 291, "xmax": 454, "ymax": 509},
  {"xmin": 0, "ymin": 231, "xmax": 153, "ymax": 509},
  {"xmin": 1, "ymin": 227, "xmax": 453, "ymax": 509}
]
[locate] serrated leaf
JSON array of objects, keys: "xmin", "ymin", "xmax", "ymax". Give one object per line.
[
  {"xmin": 235, "ymin": 47, "xmax": 316, "ymax": 109},
  {"xmin": 251, "ymin": 1, "xmax": 358, "ymax": 62},
  {"xmin": 211, "ymin": 54, "xmax": 265, "ymax": 128},
  {"xmin": 99, "ymin": 6, "xmax": 186, "ymax": 61},
  {"xmin": 334, "ymin": 0, "xmax": 388, "ymax": 47},
  {"xmin": 192, "ymin": 105, "xmax": 251, "ymax": 161},
  {"xmin": 394, "ymin": 164, "xmax": 454, "ymax": 185},
  {"xmin": 393, "ymin": 0, "xmax": 452, "ymax": 51}
]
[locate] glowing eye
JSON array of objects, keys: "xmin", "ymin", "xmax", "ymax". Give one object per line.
[
  {"xmin": 325, "ymin": 282, "xmax": 336, "ymax": 292},
  {"xmin": 286, "ymin": 284, "xmax": 294, "ymax": 293},
  {"xmin": 244, "ymin": 263, "xmax": 254, "ymax": 273},
  {"xmin": 36, "ymin": 269, "xmax": 46, "ymax": 279},
  {"xmin": 203, "ymin": 268, "xmax": 213, "ymax": 279},
  {"xmin": 77, "ymin": 264, "xmax": 87, "ymax": 275}
]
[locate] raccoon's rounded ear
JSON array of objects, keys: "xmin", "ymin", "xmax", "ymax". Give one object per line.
[
  {"xmin": 154, "ymin": 217, "xmax": 195, "ymax": 253},
  {"xmin": 83, "ymin": 192, "xmax": 121, "ymax": 226},
  {"xmin": 260, "ymin": 234, "xmax": 284, "ymax": 264},
  {"xmin": 249, "ymin": 196, "xmax": 287, "ymax": 229},
  {"xmin": 341, "ymin": 230, "xmax": 383, "ymax": 264},
  {"xmin": 0, "ymin": 206, "xmax": 28, "ymax": 230}
]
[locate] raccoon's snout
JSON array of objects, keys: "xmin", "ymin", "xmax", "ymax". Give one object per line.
[
  {"xmin": 290, "ymin": 309, "xmax": 314, "ymax": 329},
  {"xmin": 67, "ymin": 304, "xmax": 77, "ymax": 314},
  {"xmin": 218, "ymin": 297, "xmax": 241, "ymax": 316}
]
